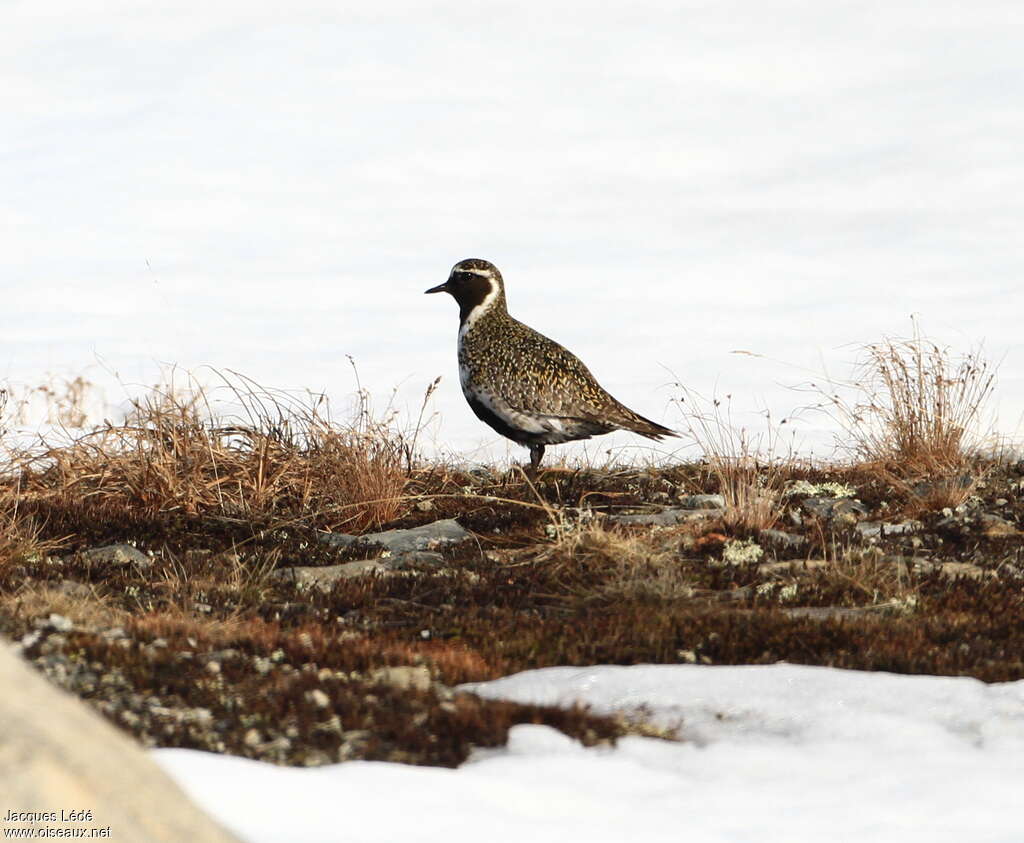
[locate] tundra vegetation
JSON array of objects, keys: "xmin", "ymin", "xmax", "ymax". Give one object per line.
[{"xmin": 1, "ymin": 334, "xmax": 1021, "ymax": 768}]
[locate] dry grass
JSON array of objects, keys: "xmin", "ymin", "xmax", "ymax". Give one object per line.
[
  {"xmin": 810, "ymin": 545, "xmax": 922, "ymax": 609},
  {"xmin": 1, "ymin": 374, "xmax": 101, "ymax": 429},
  {"xmin": 5, "ymin": 368, "xmax": 422, "ymax": 534},
  {"xmin": 0, "ymin": 582, "xmax": 125, "ymax": 629},
  {"xmin": 0, "ymin": 485, "xmax": 66, "ymax": 574},
  {"xmin": 675, "ymin": 391, "xmax": 789, "ymax": 533},
  {"xmin": 538, "ymin": 519, "xmax": 695, "ymax": 604},
  {"xmin": 901, "ymin": 473, "xmax": 979, "ymax": 517},
  {"xmin": 819, "ymin": 323, "xmax": 996, "ymax": 479}
]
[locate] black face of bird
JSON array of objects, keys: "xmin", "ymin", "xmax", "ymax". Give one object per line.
[{"xmin": 425, "ymin": 259, "xmax": 502, "ymax": 322}]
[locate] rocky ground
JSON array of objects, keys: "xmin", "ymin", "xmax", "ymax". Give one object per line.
[{"xmin": 2, "ymin": 453, "xmax": 1023, "ymax": 769}]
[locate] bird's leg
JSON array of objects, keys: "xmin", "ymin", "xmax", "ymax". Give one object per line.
[{"xmin": 529, "ymin": 444, "xmax": 545, "ymax": 473}]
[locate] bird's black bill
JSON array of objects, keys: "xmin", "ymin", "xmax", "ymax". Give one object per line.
[{"xmin": 424, "ymin": 282, "xmax": 449, "ymax": 295}]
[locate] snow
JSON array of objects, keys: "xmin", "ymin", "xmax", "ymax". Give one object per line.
[
  {"xmin": 154, "ymin": 663, "xmax": 1024, "ymax": 842},
  {"xmin": 4, "ymin": 1, "xmax": 1024, "ymax": 463}
]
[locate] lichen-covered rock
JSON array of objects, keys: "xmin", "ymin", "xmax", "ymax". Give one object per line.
[
  {"xmin": 676, "ymin": 494, "xmax": 725, "ymax": 510},
  {"xmin": 801, "ymin": 496, "xmax": 869, "ymax": 523},
  {"xmin": 275, "ymin": 551, "xmax": 447, "ymax": 591},
  {"xmin": 318, "ymin": 518, "xmax": 471, "ymax": 553},
  {"xmin": 608, "ymin": 507, "xmax": 719, "ymax": 526},
  {"xmin": 80, "ymin": 543, "xmax": 153, "ymax": 569},
  {"xmin": 273, "ymin": 559, "xmax": 393, "ymax": 591},
  {"xmin": 855, "ymin": 520, "xmax": 921, "ymax": 539}
]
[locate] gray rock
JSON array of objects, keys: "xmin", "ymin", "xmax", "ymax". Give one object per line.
[
  {"xmin": 607, "ymin": 508, "xmax": 719, "ymax": 526},
  {"xmin": 855, "ymin": 520, "xmax": 921, "ymax": 539},
  {"xmin": 783, "ymin": 606, "xmax": 892, "ymax": 622},
  {"xmin": 274, "ymin": 549, "xmax": 447, "ymax": 591},
  {"xmin": 273, "ymin": 560, "xmax": 394, "ymax": 591},
  {"xmin": 676, "ymin": 494, "xmax": 725, "ymax": 510},
  {"xmin": 80, "ymin": 543, "xmax": 153, "ymax": 569},
  {"xmin": 389, "ymin": 551, "xmax": 446, "ymax": 569},
  {"xmin": 318, "ymin": 518, "xmax": 471, "ymax": 553},
  {"xmin": 935, "ymin": 511, "xmax": 1018, "ymax": 537},
  {"xmin": 801, "ymin": 497, "xmax": 868, "ymax": 522},
  {"xmin": 0, "ymin": 641, "xmax": 238, "ymax": 841}
]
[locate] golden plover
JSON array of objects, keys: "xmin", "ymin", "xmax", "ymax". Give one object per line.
[{"xmin": 425, "ymin": 258, "xmax": 676, "ymax": 469}]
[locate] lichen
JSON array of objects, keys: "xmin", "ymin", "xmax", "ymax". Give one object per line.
[{"xmin": 722, "ymin": 538, "xmax": 764, "ymax": 565}]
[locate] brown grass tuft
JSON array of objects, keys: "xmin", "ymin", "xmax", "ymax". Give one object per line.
[
  {"xmin": 820, "ymin": 321, "xmax": 996, "ymax": 479},
  {"xmin": 0, "ymin": 485, "xmax": 67, "ymax": 574},
  {"xmin": 0, "ymin": 582, "xmax": 125, "ymax": 629},
  {"xmin": 6, "ymin": 368, "xmax": 420, "ymax": 534},
  {"xmin": 675, "ymin": 392, "xmax": 789, "ymax": 533},
  {"xmin": 538, "ymin": 520, "xmax": 695, "ymax": 604},
  {"xmin": 818, "ymin": 545, "xmax": 920, "ymax": 608}
]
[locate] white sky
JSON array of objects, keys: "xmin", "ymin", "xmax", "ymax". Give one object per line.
[{"xmin": 4, "ymin": 1, "xmax": 1023, "ymax": 462}]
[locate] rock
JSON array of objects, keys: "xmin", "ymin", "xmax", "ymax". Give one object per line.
[
  {"xmin": 33, "ymin": 614, "xmax": 73, "ymax": 633},
  {"xmin": 306, "ymin": 689, "xmax": 331, "ymax": 709},
  {"xmin": 940, "ymin": 562, "xmax": 989, "ymax": 580},
  {"xmin": 855, "ymin": 520, "xmax": 921, "ymax": 539},
  {"xmin": 274, "ymin": 549, "xmax": 446, "ymax": 591},
  {"xmin": 676, "ymin": 494, "xmax": 725, "ymax": 510},
  {"xmin": 80, "ymin": 543, "xmax": 153, "ymax": 569},
  {"xmin": 758, "ymin": 559, "xmax": 830, "ymax": 576},
  {"xmin": 390, "ymin": 551, "xmax": 446, "ymax": 568},
  {"xmin": 935, "ymin": 512, "xmax": 1019, "ymax": 538},
  {"xmin": 979, "ymin": 513, "xmax": 1019, "ymax": 537},
  {"xmin": 273, "ymin": 560, "xmax": 394, "ymax": 590},
  {"xmin": 0, "ymin": 641, "xmax": 238, "ymax": 841},
  {"xmin": 801, "ymin": 497, "xmax": 868, "ymax": 523},
  {"xmin": 785, "ymin": 480, "xmax": 857, "ymax": 499},
  {"xmin": 783, "ymin": 606, "xmax": 892, "ymax": 621},
  {"xmin": 369, "ymin": 665, "xmax": 432, "ymax": 692},
  {"xmin": 607, "ymin": 507, "xmax": 719, "ymax": 526},
  {"xmin": 414, "ymin": 499, "xmax": 434, "ymax": 512},
  {"xmin": 318, "ymin": 518, "xmax": 471, "ymax": 553},
  {"xmin": 915, "ymin": 560, "xmax": 992, "ymax": 580},
  {"xmin": 758, "ymin": 529, "xmax": 807, "ymax": 551}
]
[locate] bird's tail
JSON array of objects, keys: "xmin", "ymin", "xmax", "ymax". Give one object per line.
[{"xmin": 620, "ymin": 407, "xmax": 678, "ymax": 441}]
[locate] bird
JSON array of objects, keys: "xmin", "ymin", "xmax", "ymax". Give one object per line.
[{"xmin": 425, "ymin": 258, "xmax": 677, "ymax": 470}]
